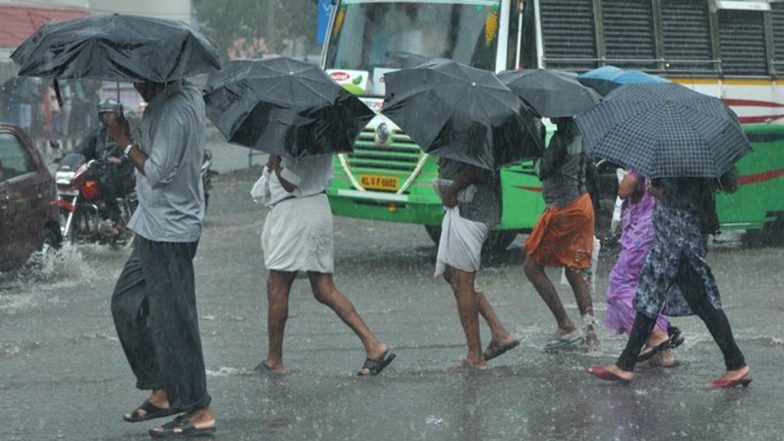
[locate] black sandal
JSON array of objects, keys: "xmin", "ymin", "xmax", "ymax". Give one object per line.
[
  {"xmin": 484, "ymin": 339, "xmax": 520, "ymax": 361},
  {"xmin": 357, "ymin": 351, "xmax": 396, "ymax": 376},
  {"xmin": 122, "ymin": 400, "xmax": 177, "ymax": 423},
  {"xmin": 638, "ymin": 328, "xmax": 685, "ymax": 362},
  {"xmin": 149, "ymin": 415, "xmax": 216, "ymax": 438}
]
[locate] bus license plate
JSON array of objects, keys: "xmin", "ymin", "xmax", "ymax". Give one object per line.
[{"xmin": 360, "ymin": 175, "xmax": 399, "ymax": 191}]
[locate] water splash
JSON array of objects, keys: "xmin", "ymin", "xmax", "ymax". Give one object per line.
[
  {"xmin": 425, "ymin": 415, "xmax": 445, "ymax": 426},
  {"xmin": 207, "ymin": 366, "xmax": 243, "ymax": 377},
  {"xmin": 0, "ymin": 243, "xmax": 92, "ymax": 289},
  {"xmin": 0, "ymin": 243, "xmax": 123, "ymax": 314}
]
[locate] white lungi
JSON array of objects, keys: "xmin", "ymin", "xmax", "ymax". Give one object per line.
[
  {"xmin": 434, "ymin": 206, "xmax": 490, "ymax": 277},
  {"xmin": 261, "ymin": 193, "xmax": 334, "ymax": 273}
]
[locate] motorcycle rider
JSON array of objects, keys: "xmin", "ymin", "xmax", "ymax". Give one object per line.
[{"xmin": 73, "ymin": 99, "xmax": 135, "ymax": 237}]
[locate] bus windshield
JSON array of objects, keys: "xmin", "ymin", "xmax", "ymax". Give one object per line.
[{"xmin": 325, "ymin": 0, "xmax": 501, "ymax": 96}]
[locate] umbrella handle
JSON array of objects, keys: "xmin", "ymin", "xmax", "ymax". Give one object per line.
[{"xmin": 53, "ymin": 80, "xmax": 63, "ymax": 108}]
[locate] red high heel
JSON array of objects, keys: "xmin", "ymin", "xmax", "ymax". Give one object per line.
[
  {"xmin": 711, "ymin": 373, "xmax": 752, "ymax": 389},
  {"xmin": 587, "ymin": 366, "xmax": 632, "ymax": 384}
]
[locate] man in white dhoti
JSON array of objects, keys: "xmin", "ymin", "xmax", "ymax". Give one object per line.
[
  {"xmin": 253, "ymin": 154, "xmax": 395, "ymax": 376},
  {"xmin": 435, "ymin": 158, "xmax": 519, "ymax": 369}
]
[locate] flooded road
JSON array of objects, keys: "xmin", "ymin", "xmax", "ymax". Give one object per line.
[{"xmin": 1, "ymin": 167, "xmax": 783, "ymax": 440}]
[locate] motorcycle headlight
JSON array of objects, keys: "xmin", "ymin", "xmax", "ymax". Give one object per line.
[{"xmin": 55, "ymin": 171, "xmax": 75, "ymax": 185}]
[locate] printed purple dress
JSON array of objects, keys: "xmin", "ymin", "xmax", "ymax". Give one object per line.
[{"xmin": 604, "ymin": 172, "xmax": 669, "ymax": 334}]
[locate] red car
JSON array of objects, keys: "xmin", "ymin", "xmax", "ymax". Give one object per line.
[{"xmin": 0, "ymin": 124, "xmax": 60, "ymax": 272}]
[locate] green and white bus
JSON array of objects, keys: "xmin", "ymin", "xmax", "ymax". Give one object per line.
[{"xmin": 322, "ymin": 0, "xmax": 784, "ymax": 249}]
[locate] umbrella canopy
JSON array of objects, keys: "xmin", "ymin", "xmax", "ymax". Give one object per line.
[
  {"xmin": 11, "ymin": 14, "xmax": 220, "ymax": 83},
  {"xmin": 498, "ymin": 69, "xmax": 600, "ymax": 118},
  {"xmin": 577, "ymin": 65, "xmax": 669, "ymax": 96},
  {"xmin": 203, "ymin": 57, "xmax": 374, "ymax": 158},
  {"xmin": 574, "ymin": 83, "xmax": 751, "ymax": 178},
  {"xmin": 381, "ymin": 59, "xmax": 543, "ymax": 170}
]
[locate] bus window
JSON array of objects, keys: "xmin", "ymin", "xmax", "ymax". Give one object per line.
[
  {"xmin": 602, "ymin": 0, "xmax": 656, "ymax": 70},
  {"xmin": 519, "ymin": 0, "xmax": 537, "ymax": 70},
  {"xmin": 505, "ymin": 0, "xmax": 517, "ymax": 71},
  {"xmin": 539, "ymin": 0, "xmax": 598, "ymax": 70},
  {"xmin": 772, "ymin": 4, "xmax": 784, "ymax": 77},
  {"xmin": 325, "ymin": 1, "xmax": 502, "ymax": 96},
  {"xmin": 719, "ymin": 9, "xmax": 767, "ymax": 76},
  {"xmin": 661, "ymin": 0, "xmax": 714, "ymax": 74}
]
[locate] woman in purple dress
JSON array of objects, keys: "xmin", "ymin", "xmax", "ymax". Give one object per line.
[{"xmin": 604, "ymin": 171, "xmax": 680, "ymax": 367}]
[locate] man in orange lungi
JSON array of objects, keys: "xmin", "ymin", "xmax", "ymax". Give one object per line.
[{"xmin": 523, "ymin": 117, "xmax": 598, "ymax": 350}]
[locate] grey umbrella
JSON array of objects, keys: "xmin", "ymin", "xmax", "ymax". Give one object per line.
[
  {"xmin": 498, "ymin": 69, "xmax": 600, "ymax": 118},
  {"xmin": 574, "ymin": 83, "xmax": 751, "ymax": 178}
]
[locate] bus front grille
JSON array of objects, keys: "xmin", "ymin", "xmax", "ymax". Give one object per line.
[{"xmin": 346, "ymin": 128, "xmax": 423, "ymax": 172}]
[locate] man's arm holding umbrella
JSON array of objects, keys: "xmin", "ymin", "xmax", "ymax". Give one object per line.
[
  {"xmin": 266, "ymin": 154, "xmax": 301, "ymax": 194},
  {"xmin": 441, "ymin": 163, "xmax": 481, "ymax": 208},
  {"xmin": 105, "ymin": 111, "xmax": 186, "ymax": 188}
]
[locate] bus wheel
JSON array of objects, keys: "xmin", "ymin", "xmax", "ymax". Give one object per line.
[
  {"xmin": 484, "ymin": 231, "xmax": 519, "ymax": 253},
  {"xmin": 424, "ymin": 225, "xmax": 441, "ymax": 244},
  {"xmin": 423, "ymin": 226, "xmax": 518, "ymax": 253}
]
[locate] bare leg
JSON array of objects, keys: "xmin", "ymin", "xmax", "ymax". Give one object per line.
[
  {"xmin": 446, "ymin": 265, "xmax": 486, "ymax": 368},
  {"xmin": 643, "ymin": 326, "xmax": 676, "ymax": 367},
  {"xmin": 523, "ymin": 256, "xmax": 575, "ymax": 334},
  {"xmin": 644, "ymin": 327, "xmax": 669, "ymax": 348},
  {"xmin": 712, "ymin": 365, "xmax": 751, "ymax": 384},
  {"xmin": 308, "ymin": 272, "xmax": 388, "ymax": 364},
  {"xmin": 477, "ymin": 292, "xmax": 515, "ymax": 346},
  {"xmin": 564, "ymin": 267, "xmax": 598, "ymax": 345},
  {"xmin": 588, "ymin": 364, "xmax": 635, "ymax": 381},
  {"xmin": 180, "ymin": 407, "xmax": 215, "ymax": 430},
  {"xmin": 265, "ymin": 270, "xmax": 296, "ymax": 373},
  {"xmin": 563, "ymin": 267, "xmax": 593, "ymax": 317}
]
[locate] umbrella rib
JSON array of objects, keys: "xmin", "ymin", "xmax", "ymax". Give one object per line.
[
  {"xmin": 471, "ymin": 85, "xmax": 521, "ymax": 113},
  {"xmin": 674, "ymin": 104, "xmax": 746, "ymax": 175},
  {"xmin": 247, "ymin": 75, "xmax": 335, "ymax": 108},
  {"xmin": 581, "ymin": 102, "xmax": 659, "ymax": 157}
]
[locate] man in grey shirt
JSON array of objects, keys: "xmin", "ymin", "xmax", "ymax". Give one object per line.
[{"xmin": 106, "ymin": 80, "xmax": 216, "ymax": 437}]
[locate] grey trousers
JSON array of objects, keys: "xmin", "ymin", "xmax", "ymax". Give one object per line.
[{"xmin": 111, "ymin": 235, "xmax": 211, "ymax": 412}]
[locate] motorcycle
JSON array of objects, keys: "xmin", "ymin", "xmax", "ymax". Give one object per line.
[
  {"xmin": 52, "ymin": 145, "xmax": 216, "ymax": 245},
  {"xmin": 54, "ymin": 152, "xmax": 137, "ymax": 245}
]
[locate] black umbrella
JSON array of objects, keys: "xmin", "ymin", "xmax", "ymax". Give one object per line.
[
  {"xmin": 381, "ymin": 59, "xmax": 543, "ymax": 170},
  {"xmin": 203, "ymin": 57, "xmax": 374, "ymax": 158},
  {"xmin": 11, "ymin": 14, "xmax": 220, "ymax": 83},
  {"xmin": 498, "ymin": 69, "xmax": 600, "ymax": 118},
  {"xmin": 574, "ymin": 83, "xmax": 751, "ymax": 178}
]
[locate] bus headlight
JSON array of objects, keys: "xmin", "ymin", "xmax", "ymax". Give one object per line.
[{"xmin": 375, "ymin": 122, "xmax": 391, "ymax": 145}]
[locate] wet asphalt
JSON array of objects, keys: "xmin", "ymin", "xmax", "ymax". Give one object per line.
[{"xmin": 1, "ymin": 165, "xmax": 783, "ymax": 441}]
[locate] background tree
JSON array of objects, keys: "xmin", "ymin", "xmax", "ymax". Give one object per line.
[{"xmin": 193, "ymin": 0, "xmax": 319, "ymax": 60}]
